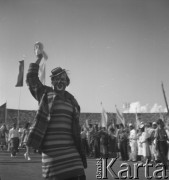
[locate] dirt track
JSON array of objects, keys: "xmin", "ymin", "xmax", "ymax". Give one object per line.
[{"xmin": 1, "ymin": 150, "xmax": 169, "ymax": 180}]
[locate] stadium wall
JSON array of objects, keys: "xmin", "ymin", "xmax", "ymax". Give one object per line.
[{"xmin": 0, "ymin": 109, "xmax": 165, "ymax": 128}]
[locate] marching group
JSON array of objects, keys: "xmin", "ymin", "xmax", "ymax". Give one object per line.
[
  {"xmin": 1, "ymin": 117, "xmax": 169, "ymax": 170},
  {"xmin": 80, "ymin": 118, "xmax": 169, "ymax": 170},
  {"xmin": 0, "ymin": 122, "xmax": 32, "ymax": 160}
]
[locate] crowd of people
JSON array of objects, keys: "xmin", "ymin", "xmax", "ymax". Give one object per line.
[
  {"xmin": 80, "ymin": 118, "xmax": 169, "ymax": 170},
  {"xmin": 1, "ymin": 117, "xmax": 169, "ymax": 173},
  {"xmin": 0, "ymin": 122, "xmax": 32, "ymax": 160},
  {"xmin": 1, "ymin": 118, "xmax": 169, "ymax": 168}
]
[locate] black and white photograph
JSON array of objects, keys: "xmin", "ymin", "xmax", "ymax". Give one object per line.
[{"xmin": 0, "ymin": 0, "xmax": 169, "ymax": 179}]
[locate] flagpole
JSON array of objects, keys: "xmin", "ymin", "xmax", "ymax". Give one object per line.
[
  {"xmin": 15, "ymin": 59, "xmax": 24, "ymax": 127},
  {"xmin": 161, "ymin": 82, "xmax": 169, "ymax": 113},
  {"xmin": 17, "ymin": 87, "xmax": 22, "ymax": 128},
  {"xmin": 5, "ymin": 101, "xmax": 7, "ymax": 124}
]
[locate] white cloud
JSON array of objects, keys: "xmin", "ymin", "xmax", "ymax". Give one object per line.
[
  {"xmin": 150, "ymin": 103, "xmax": 167, "ymax": 113},
  {"xmin": 123, "ymin": 101, "xmax": 148, "ymax": 113},
  {"xmin": 123, "ymin": 101, "xmax": 167, "ymax": 113}
]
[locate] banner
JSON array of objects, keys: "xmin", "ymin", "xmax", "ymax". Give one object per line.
[
  {"xmin": 101, "ymin": 102, "xmax": 108, "ymax": 128},
  {"xmin": 0, "ymin": 103, "xmax": 6, "ymax": 123},
  {"xmin": 135, "ymin": 112, "xmax": 141, "ymax": 130},
  {"xmin": 115, "ymin": 105, "xmax": 125, "ymax": 126},
  {"xmin": 15, "ymin": 60, "xmax": 24, "ymax": 87},
  {"xmin": 34, "ymin": 42, "xmax": 48, "ymax": 85}
]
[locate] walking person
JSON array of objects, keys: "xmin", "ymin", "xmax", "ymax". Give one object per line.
[
  {"xmin": 137, "ymin": 125, "xmax": 143, "ymax": 162},
  {"xmin": 150, "ymin": 122, "xmax": 158, "ymax": 163},
  {"xmin": 81, "ymin": 126, "xmax": 90, "ymax": 157},
  {"xmin": 91, "ymin": 124, "xmax": 100, "ymax": 158},
  {"xmin": 26, "ymin": 42, "xmax": 87, "ymax": 180},
  {"xmin": 154, "ymin": 118, "xmax": 169, "ymax": 170},
  {"xmin": 108, "ymin": 127, "xmax": 118, "ymax": 158},
  {"xmin": 0, "ymin": 124, "xmax": 8, "ymax": 151},
  {"xmin": 8, "ymin": 123, "xmax": 20, "ymax": 157},
  {"xmin": 21, "ymin": 122, "xmax": 31, "ymax": 160},
  {"xmin": 100, "ymin": 127, "xmax": 108, "ymax": 158},
  {"xmin": 128, "ymin": 124, "xmax": 137, "ymax": 162},
  {"xmin": 139, "ymin": 124, "xmax": 151, "ymax": 162},
  {"xmin": 117, "ymin": 123, "xmax": 129, "ymax": 161}
]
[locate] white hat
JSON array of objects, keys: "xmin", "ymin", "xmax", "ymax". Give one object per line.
[{"xmin": 139, "ymin": 124, "xmax": 144, "ymax": 128}]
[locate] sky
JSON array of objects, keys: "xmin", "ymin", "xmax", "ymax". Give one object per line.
[{"xmin": 0, "ymin": 0, "xmax": 169, "ymax": 113}]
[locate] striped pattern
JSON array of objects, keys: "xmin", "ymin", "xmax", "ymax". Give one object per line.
[{"xmin": 41, "ymin": 98, "xmax": 84, "ymax": 179}]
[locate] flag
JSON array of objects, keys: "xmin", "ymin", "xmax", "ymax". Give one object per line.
[
  {"xmin": 39, "ymin": 60, "xmax": 46, "ymax": 85},
  {"xmin": 83, "ymin": 119, "xmax": 90, "ymax": 129},
  {"xmin": 0, "ymin": 103, "xmax": 6, "ymax": 123},
  {"xmin": 15, "ymin": 60, "xmax": 24, "ymax": 87},
  {"xmin": 34, "ymin": 42, "xmax": 48, "ymax": 85},
  {"xmin": 100, "ymin": 102, "xmax": 108, "ymax": 128},
  {"xmin": 115, "ymin": 105, "xmax": 125, "ymax": 126},
  {"xmin": 135, "ymin": 111, "xmax": 141, "ymax": 130}
]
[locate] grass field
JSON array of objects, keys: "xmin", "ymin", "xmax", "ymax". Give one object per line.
[{"xmin": 0, "ymin": 150, "xmax": 169, "ymax": 180}]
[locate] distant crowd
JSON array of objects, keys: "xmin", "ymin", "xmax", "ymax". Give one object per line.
[
  {"xmin": 0, "ymin": 122, "xmax": 33, "ymax": 160},
  {"xmin": 80, "ymin": 118, "xmax": 169, "ymax": 170},
  {"xmin": 1, "ymin": 118, "xmax": 169, "ymax": 170}
]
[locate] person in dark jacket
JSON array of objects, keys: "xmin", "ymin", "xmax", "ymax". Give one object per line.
[
  {"xmin": 100, "ymin": 127, "xmax": 108, "ymax": 158},
  {"xmin": 117, "ymin": 123, "xmax": 129, "ymax": 161},
  {"xmin": 26, "ymin": 42, "xmax": 87, "ymax": 180},
  {"xmin": 91, "ymin": 124, "xmax": 100, "ymax": 158},
  {"xmin": 154, "ymin": 118, "xmax": 168, "ymax": 170},
  {"xmin": 108, "ymin": 127, "xmax": 118, "ymax": 158}
]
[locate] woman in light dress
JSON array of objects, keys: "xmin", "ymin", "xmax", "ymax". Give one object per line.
[{"xmin": 139, "ymin": 124, "xmax": 151, "ymax": 162}]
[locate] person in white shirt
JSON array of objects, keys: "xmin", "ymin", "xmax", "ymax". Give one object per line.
[
  {"xmin": 128, "ymin": 124, "xmax": 137, "ymax": 161},
  {"xmin": 8, "ymin": 123, "xmax": 20, "ymax": 157}
]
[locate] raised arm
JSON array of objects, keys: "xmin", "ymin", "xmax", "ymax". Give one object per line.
[{"xmin": 26, "ymin": 45, "xmax": 47, "ymax": 103}]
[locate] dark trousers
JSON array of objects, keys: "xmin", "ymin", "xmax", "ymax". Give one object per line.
[
  {"xmin": 94, "ymin": 141, "xmax": 100, "ymax": 158},
  {"xmin": 157, "ymin": 141, "xmax": 168, "ymax": 169},
  {"xmin": 10, "ymin": 137, "xmax": 19, "ymax": 156},
  {"xmin": 119, "ymin": 140, "xmax": 129, "ymax": 161},
  {"xmin": 81, "ymin": 138, "xmax": 89, "ymax": 156}
]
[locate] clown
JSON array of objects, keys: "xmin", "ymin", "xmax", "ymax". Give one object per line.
[{"xmin": 26, "ymin": 42, "xmax": 87, "ymax": 180}]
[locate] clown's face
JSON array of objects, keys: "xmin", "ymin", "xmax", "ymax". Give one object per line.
[{"xmin": 51, "ymin": 72, "xmax": 68, "ymax": 92}]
